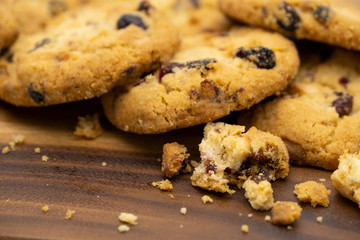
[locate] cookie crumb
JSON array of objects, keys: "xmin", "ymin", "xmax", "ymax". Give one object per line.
[
  {"xmin": 119, "ymin": 212, "xmax": 138, "ymax": 225},
  {"xmin": 319, "ymin": 178, "xmax": 326, "ymax": 182},
  {"xmin": 248, "ymin": 213, "xmax": 253, "ymax": 218},
  {"xmin": 169, "ymin": 193, "xmax": 175, "ymax": 199},
  {"xmin": 34, "ymin": 147, "xmax": 41, "ymax": 153},
  {"xmin": 272, "ymin": 201, "xmax": 302, "ymax": 225},
  {"xmin": 265, "ymin": 215, "xmax": 271, "ymax": 222},
  {"xmin": 42, "ymin": 155, "xmax": 49, "ymax": 162},
  {"xmin": 180, "ymin": 224, "xmax": 184, "ymax": 228},
  {"xmin": 74, "ymin": 113, "xmax": 103, "ymax": 139},
  {"xmin": 180, "ymin": 207, "xmax": 187, "ymax": 215},
  {"xmin": 287, "ymin": 225, "xmax": 293, "ymax": 230},
  {"xmin": 9, "ymin": 142, "xmax": 15, "ymax": 151},
  {"xmin": 11, "ymin": 134, "xmax": 25, "ymax": 145},
  {"xmin": 201, "ymin": 195, "xmax": 213, "ymax": 204},
  {"xmin": 161, "ymin": 142, "xmax": 190, "ymax": 178},
  {"xmin": 42, "ymin": 205, "xmax": 49, "ymax": 213},
  {"xmin": 118, "ymin": 225, "xmax": 130, "ymax": 233},
  {"xmin": 294, "ymin": 181, "xmax": 331, "ymax": 207},
  {"xmin": 152, "ymin": 179, "xmax": 173, "ymax": 191},
  {"xmin": 2, "ymin": 146, "xmax": 10, "ymax": 154},
  {"xmin": 241, "ymin": 224, "xmax": 249, "ymax": 233},
  {"xmin": 102, "ymin": 162, "xmax": 107, "ymax": 167},
  {"xmin": 317, "ymin": 216, "xmax": 323, "ymax": 224},
  {"xmin": 243, "ymin": 178, "xmax": 274, "ymax": 210},
  {"xmin": 238, "ymin": 213, "xmax": 243, "ymax": 216},
  {"xmin": 65, "ymin": 209, "xmax": 75, "ymax": 220}
]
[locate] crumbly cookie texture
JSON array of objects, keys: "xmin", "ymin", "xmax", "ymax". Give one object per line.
[
  {"xmin": 219, "ymin": 0, "xmax": 360, "ymax": 50},
  {"xmin": 152, "ymin": 179, "xmax": 173, "ymax": 191},
  {"xmin": 272, "ymin": 201, "xmax": 302, "ymax": 225},
  {"xmin": 119, "ymin": 212, "xmax": 138, "ymax": 225},
  {"xmin": 161, "ymin": 142, "xmax": 190, "ymax": 178},
  {"xmin": 294, "ymin": 181, "xmax": 331, "ymax": 207},
  {"xmin": 150, "ymin": 0, "xmax": 232, "ymax": 35},
  {"xmin": 0, "ymin": 0, "xmax": 18, "ymax": 51},
  {"xmin": 74, "ymin": 113, "xmax": 103, "ymax": 139},
  {"xmin": 240, "ymin": 46, "xmax": 360, "ymax": 170},
  {"xmin": 190, "ymin": 122, "xmax": 289, "ymax": 194},
  {"xmin": 331, "ymin": 153, "xmax": 360, "ymax": 207},
  {"xmin": 243, "ymin": 178, "xmax": 274, "ymax": 211},
  {"xmin": 0, "ymin": 1, "xmax": 180, "ymax": 106},
  {"xmin": 102, "ymin": 26, "xmax": 299, "ymax": 134}
]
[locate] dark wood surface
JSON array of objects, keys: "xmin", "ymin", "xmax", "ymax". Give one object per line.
[{"xmin": 0, "ymin": 99, "xmax": 359, "ymax": 240}]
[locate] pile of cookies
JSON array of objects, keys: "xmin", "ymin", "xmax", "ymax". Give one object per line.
[{"xmin": 1, "ymin": 0, "xmax": 360, "ymax": 223}]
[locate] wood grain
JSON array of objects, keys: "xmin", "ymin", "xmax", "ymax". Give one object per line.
[{"xmin": 0, "ymin": 99, "xmax": 359, "ymax": 240}]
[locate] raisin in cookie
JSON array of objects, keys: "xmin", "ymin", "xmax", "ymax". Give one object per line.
[
  {"xmin": 331, "ymin": 153, "xmax": 360, "ymax": 208},
  {"xmin": 239, "ymin": 45, "xmax": 360, "ymax": 170},
  {"xmin": 220, "ymin": 0, "xmax": 360, "ymax": 50},
  {"xmin": 190, "ymin": 122, "xmax": 289, "ymax": 194},
  {"xmin": 150, "ymin": 0, "xmax": 232, "ymax": 35},
  {"xmin": 0, "ymin": 0, "xmax": 18, "ymax": 51},
  {"xmin": 102, "ymin": 27, "xmax": 299, "ymax": 134},
  {"xmin": 0, "ymin": 1, "xmax": 180, "ymax": 106}
]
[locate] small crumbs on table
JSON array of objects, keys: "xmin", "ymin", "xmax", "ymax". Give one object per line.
[
  {"xmin": 169, "ymin": 193, "xmax": 175, "ymax": 199},
  {"xmin": 9, "ymin": 141, "xmax": 15, "ymax": 151},
  {"xmin": 239, "ymin": 213, "xmax": 243, "ymax": 216},
  {"xmin": 102, "ymin": 161, "xmax": 107, "ymax": 167},
  {"xmin": 34, "ymin": 147, "xmax": 41, "ymax": 154},
  {"xmin": 2, "ymin": 146, "xmax": 10, "ymax": 154},
  {"xmin": 287, "ymin": 226, "xmax": 293, "ymax": 230},
  {"xmin": 42, "ymin": 205, "xmax": 49, "ymax": 213},
  {"xmin": 248, "ymin": 213, "xmax": 253, "ymax": 218},
  {"xmin": 201, "ymin": 195, "xmax": 213, "ymax": 204},
  {"xmin": 74, "ymin": 113, "xmax": 103, "ymax": 139},
  {"xmin": 42, "ymin": 155, "xmax": 49, "ymax": 162},
  {"xmin": 180, "ymin": 224, "xmax": 184, "ymax": 228},
  {"xmin": 65, "ymin": 209, "xmax": 76, "ymax": 220},
  {"xmin": 11, "ymin": 134, "xmax": 25, "ymax": 144},
  {"xmin": 265, "ymin": 215, "xmax": 271, "ymax": 222},
  {"xmin": 118, "ymin": 225, "xmax": 130, "ymax": 233},
  {"xmin": 119, "ymin": 212, "xmax": 138, "ymax": 225},
  {"xmin": 317, "ymin": 216, "xmax": 323, "ymax": 224},
  {"xmin": 319, "ymin": 178, "xmax": 326, "ymax": 182},
  {"xmin": 180, "ymin": 207, "xmax": 187, "ymax": 215},
  {"xmin": 241, "ymin": 224, "xmax": 249, "ymax": 233},
  {"xmin": 152, "ymin": 179, "xmax": 173, "ymax": 191}
]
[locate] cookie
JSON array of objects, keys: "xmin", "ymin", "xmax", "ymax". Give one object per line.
[
  {"xmin": 331, "ymin": 153, "xmax": 360, "ymax": 208},
  {"xmin": 271, "ymin": 201, "xmax": 302, "ymax": 225},
  {"xmin": 294, "ymin": 181, "xmax": 331, "ymax": 207},
  {"xmin": 161, "ymin": 142, "xmax": 190, "ymax": 178},
  {"xmin": 239, "ymin": 45, "xmax": 360, "ymax": 170},
  {"xmin": 219, "ymin": 0, "xmax": 360, "ymax": 50},
  {"xmin": 243, "ymin": 178, "xmax": 274, "ymax": 211},
  {"xmin": 0, "ymin": 1, "xmax": 180, "ymax": 106},
  {"xmin": 102, "ymin": 27, "xmax": 299, "ymax": 134},
  {"xmin": 150, "ymin": 0, "xmax": 232, "ymax": 35},
  {"xmin": 0, "ymin": 0, "xmax": 18, "ymax": 51},
  {"xmin": 190, "ymin": 122, "xmax": 289, "ymax": 194}
]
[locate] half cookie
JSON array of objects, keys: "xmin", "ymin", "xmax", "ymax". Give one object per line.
[
  {"xmin": 219, "ymin": 0, "xmax": 360, "ymax": 50},
  {"xmin": 102, "ymin": 27, "xmax": 299, "ymax": 134},
  {"xmin": 239, "ymin": 44, "xmax": 360, "ymax": 170},
  {"xmin": 0, "ymin": 1, "xmax": 180, "ymax": 106}
]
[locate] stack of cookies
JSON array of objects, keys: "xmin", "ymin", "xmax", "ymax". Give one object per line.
[{"xmin": 1, "ymin": 0, "xmax": 360, "ymax": 208}]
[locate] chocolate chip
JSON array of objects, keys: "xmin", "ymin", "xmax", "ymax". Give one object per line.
[
  {"xmin": 205, "ymin": 164, "xmax": 217, "ymax": 174},
  {"xmin": 236, "ymin": 47, "xmax": 276, "ymax": 69},
  {"xmin": 138, "ymin": 0, "xmax": 152, "ymax": 15},
  {"xmin": 314, "ymin": 5, "xmax": 330, "ymax": 23},
  {"xmin": 339, "ymin": 77, "xmax": 349, "ymax": 88},
  {"xmin": 29, "ymin": 38, "xmax": 51, "ymax": 53},
  {"xmin": 117, "ymin": 14, "xmax": 147, "ymax": 30},
  {"xmin": 276, "ymin": 2, "xmax": 301, "ymax": 31},
  {"xmin": 190, "ymin": 0, "xmax": 199, "ymax": 8},
  {"xmin": 27, "ymin": 84, "xmax": 44, "ymax": 103},
  {"xmin": 332, "ymin": 92, "xmax": 353, "ymax": 117},
  {"xmin": 158, "ymin": 62, "xmax": 185, "ymax": 82},
  {"xmin": 49, "ymin": 0, "xmax": 68, "ymax": 16},
  {"xmin": 186, "ymin": 58, "xmax": 217, "ymax": 70}
]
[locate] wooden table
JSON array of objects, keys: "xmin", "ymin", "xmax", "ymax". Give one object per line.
[{"xmin": 0, "ymin": 99, "xmax": 359, "ymax": 240}]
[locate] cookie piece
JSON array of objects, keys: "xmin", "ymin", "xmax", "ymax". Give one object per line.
[
  {"xmin": 0, "ymin": 1, "xmax": 180, "ymax": 106},
  {"xmin": 161, "ymin": 142, "xmax": 190, "ymax": 178},
  {"xmin": 294, "ymin": 181, "xmax": 331, "ymax": 207},
  {"xmin": 190, "ymin": 122, "xmax": 289, "ymax": 194},
  {"xmin": 243, "ymin": 178, "xmax": 274, "ymax": 211},
  {"xmin": 150, "ymin": 0, "xmax": 232, "ymax": 35},
  {"xmin": 220, "ymin": 0, "xmax": 360, "ymax": 50},
  {"xmin": 102, "ymin": 27, "xmax": 299, "ymax": 134},
  {"xmin": 272, "ymin": 201, "xmax": 302, "ymax": 225},
  {"xmin": 0, "ymin": 0, "xmax": 18, "ymax": 51},
  {"xmin": 331, "ymin": 153, "xmax": 360, "ymax": 208},
  {"xmin": 239, "ymin": 46, "xmax": 360, "ymax": 170}
]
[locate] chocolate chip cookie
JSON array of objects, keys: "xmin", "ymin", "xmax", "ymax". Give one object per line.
[
  {"xmin": 239, "ymin": 44, "xmax": 360, "ymax": 170},
  {"xmin": 219, "ymin": 0, "xmax": 360, "ymax": 50},
  {"xmin": 0, "ymin": 1, "xmax": 180, "ymax": 106},
  {"xmin": 0, "ymin": 0, "xmax": 18, "ymax": 51},
  {"xmin": 102, "ymin": 27, "xmax": 299, "ymax": 134}
]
